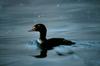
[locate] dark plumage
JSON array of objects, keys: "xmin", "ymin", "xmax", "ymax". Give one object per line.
[{"xmin": 28, "ymin": 24, "xmax": 75, "ymax": 58}]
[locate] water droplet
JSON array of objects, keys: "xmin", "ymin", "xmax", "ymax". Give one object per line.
[
  {"xmin": 57, "ymin": 4, "xmax": 60, "ymax": 7},
  {"xmin": 38, "ymin": 15, "xmax": 41, "ymax": 18}
]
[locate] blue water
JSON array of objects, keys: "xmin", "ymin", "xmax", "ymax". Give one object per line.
[{"xmin": 0, "ymin": 0, "xmax": 100, "ymax": 66}]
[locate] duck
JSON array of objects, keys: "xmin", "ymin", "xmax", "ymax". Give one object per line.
[{"xmin": 28, "ymin": 23, "xmax": 75, "ymax": 58}]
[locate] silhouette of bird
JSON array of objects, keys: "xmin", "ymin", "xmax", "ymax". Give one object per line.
[{"xmin": 28, "ymin": 24, "xmax": 75, "ymax": 58}]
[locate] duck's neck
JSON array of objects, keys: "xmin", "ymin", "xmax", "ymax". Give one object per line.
[{"xmin": 39, "ymin": 31, "xmax": 47, "ymax": 40}]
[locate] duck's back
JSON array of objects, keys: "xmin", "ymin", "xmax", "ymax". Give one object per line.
[{"xmin": 46, "ymin": 38, "xmax": 75, "ymax": 49}]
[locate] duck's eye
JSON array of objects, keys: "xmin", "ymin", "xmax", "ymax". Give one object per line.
[{"xmin": 37, "ymin": 25, "xmax": 40, "ymax": 27}]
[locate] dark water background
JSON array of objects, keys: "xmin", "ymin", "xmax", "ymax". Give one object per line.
[{"xmin": 0, "ymin": 0, "xmax": 100, "ymax": 66}]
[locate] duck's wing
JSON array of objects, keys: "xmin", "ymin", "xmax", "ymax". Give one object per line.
[{"xmin": 47, "ymin": 38, "xmax": 75, "ymax": 46}]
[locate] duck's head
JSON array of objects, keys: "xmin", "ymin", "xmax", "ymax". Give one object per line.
[{"xmin": 28, "ymin": 24, "xmax": 47, "ymax": 32}]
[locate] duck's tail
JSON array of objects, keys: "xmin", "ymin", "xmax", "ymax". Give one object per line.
[{"xmin": 63, "ymin": 39, "xmax": 75, "ymax": 46}]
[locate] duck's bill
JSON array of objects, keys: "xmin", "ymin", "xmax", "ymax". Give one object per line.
[{"xmin": 28, "ymin": 29, "xmax": 34, "ymax": 32}]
